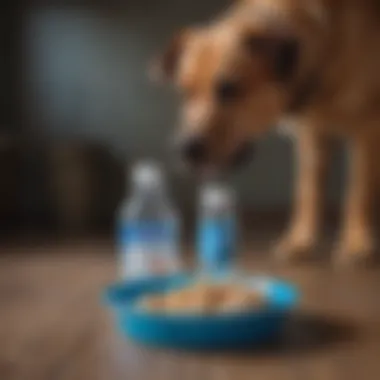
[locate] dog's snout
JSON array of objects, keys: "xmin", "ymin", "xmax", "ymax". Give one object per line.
[{"xmin": 178, "ymin": 136, "xmax": 206, "ymax": 164}]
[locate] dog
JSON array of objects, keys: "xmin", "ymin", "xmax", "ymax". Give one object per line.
[{"xmin": 151, "ymin": 0, "xmax": 380, "ymax": 265}]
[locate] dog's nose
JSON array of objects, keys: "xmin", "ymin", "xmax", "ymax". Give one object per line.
[{"xmin": 178, "ymin": 135, "xmax": 206, "ymax": 165}]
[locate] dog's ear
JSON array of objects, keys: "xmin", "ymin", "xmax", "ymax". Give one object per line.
[
  {"xmin": 149, "ymin": 30, "xmax": 191, "ymax": 83},
  {"xmin": 244, "ymin": 34, "xmax": 300, "ymax": 82}
]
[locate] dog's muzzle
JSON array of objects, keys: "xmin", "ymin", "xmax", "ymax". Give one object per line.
[{"xmin": 174, "ymin": 134, "xmax": 256, "ymax": 173}]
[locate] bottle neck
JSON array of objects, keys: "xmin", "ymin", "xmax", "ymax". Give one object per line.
[
  {"xmin": 199, "ymin": 183, "xmax": 235, "ymax": 217},
  {"xmin": 131, "ymin": 182, "xmax": 167, "ymax": 202}
]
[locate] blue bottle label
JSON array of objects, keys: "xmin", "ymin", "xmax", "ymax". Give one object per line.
[
  {"xmin": 118, "ymin": 220, "xmax": 177, "ymax": 247},
  {"xmin": 197, "ymin": 218, "xmax": 236, "ymax": 269}
]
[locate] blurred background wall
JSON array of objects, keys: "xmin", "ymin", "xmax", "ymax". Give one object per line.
[{"xmin": 1, "ymin": 0, "xmax": 346, "ymax": 236}]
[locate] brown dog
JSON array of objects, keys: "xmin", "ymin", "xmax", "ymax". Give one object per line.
[{"xmin": 152, "ymin": 0, "xmax": 380, "ymax": 265}]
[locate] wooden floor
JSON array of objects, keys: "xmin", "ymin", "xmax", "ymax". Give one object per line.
[{"xmin": 1, "ymin": 237, "xmax": 380, "ymax": 380}]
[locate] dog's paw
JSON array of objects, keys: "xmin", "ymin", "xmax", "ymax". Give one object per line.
[
  {"xmin": 333, "ymin": 234, "xmax": 375, "ymax": 267},
  {"xmin": 273, "ymin": 231, "xmax": 316, "ymax": 263}
]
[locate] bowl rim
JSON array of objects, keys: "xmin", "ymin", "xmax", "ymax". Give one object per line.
[{"xmin": 103, "ymin": 273, "xmax": 300, "ymax": 321}]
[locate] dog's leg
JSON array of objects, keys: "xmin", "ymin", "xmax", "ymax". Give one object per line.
[
  {"xmin": 274, "ymin": 126, "xmax": 332, "ymax": 262},
  {"xmin": 334, "ymin": 135, "xmax": 376, "ymax": 265}
]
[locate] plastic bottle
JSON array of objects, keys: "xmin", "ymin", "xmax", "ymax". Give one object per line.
[
  {"xmin": 197, "ymin": 182, "xmax": 238, "ymax": 274},
  {"xmin": 117, "ymin": 161, "xmax": 181, "ymax": 279}
]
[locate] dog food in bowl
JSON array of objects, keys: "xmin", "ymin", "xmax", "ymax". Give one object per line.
[{"xmin": 137, "ymin": 280, "xmax": 266, "ymax": 315}]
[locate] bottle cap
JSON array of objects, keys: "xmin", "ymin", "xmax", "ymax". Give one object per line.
[
  {"xmin": 132, "ymin": 161, "xmax": 163, "ymax": 187},
  {"xmin": 200, "ymin": 182, "xmax": 235, "ymax": 208}
]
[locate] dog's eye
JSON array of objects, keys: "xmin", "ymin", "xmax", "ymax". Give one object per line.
[
  {"xmin": 244, "ymin": 34, "xmax": 300, "ymax": 82},
  {"xmin": 215, "ymin": 80, "xmax": 241, "ymax": 103},
  {"xmin": 244, "ymin": 35, "xmax": 271, "ymax": 55}
]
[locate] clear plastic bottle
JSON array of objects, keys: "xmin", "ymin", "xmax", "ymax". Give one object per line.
[
  {"xmin": 117, "ymin": 161, "xmax": 181, "ymax": 279},
  {"xmin": 197, "ymin": 182, "xmax": 238, "ymax": 274}
]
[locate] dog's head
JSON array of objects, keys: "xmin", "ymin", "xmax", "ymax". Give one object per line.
[{"xmin": 151, "ymin": 0, "xmax": 326, "ymax": 173}]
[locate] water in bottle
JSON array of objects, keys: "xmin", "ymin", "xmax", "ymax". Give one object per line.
[
  {"xmin": 117, "ymin": 161, "xmax": 181, "ymax": 279},
  {"xmin": 197, "ymin": 182, "xmax": 238, "ymax": 275}
]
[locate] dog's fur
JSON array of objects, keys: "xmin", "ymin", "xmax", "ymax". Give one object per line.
[{"xmin": 152, "ymin": 0, "xmax": 380, "ymax": 264}]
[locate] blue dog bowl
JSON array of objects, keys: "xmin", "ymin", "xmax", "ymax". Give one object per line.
[{"xmin": 103, "ymin": 273, "xmax": 299, "ymax": 350}]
